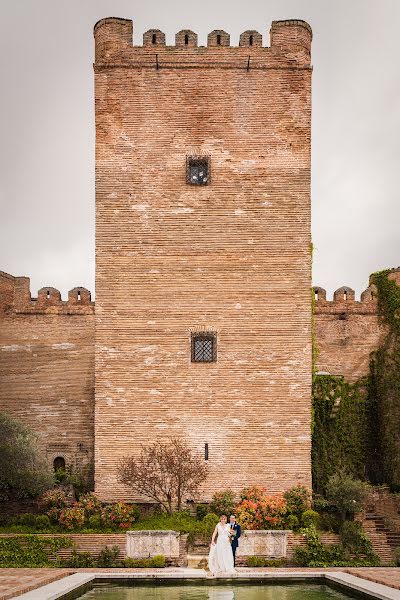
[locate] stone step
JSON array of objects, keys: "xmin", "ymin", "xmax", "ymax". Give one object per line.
[{"xmin": 187, "ymin": 554, "xmax": 208, "ymax": 569}]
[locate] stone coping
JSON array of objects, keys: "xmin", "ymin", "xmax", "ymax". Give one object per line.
[{"xmin": 10, "ymin": 569, "xmax": 400, "ymax": 600}]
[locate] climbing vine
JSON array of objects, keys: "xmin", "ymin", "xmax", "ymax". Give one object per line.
[
  {"xmin": 312, "ymin": 374, "xmax": 370, "ymax": 495},
  {"xmin": 368, "ymin": 269, "xmax": 400, "ymax": 490}
]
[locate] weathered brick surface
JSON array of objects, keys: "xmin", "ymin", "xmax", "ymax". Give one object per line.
[
  {"xmin": 93, "ymin": 18, "xmax": 313, "ymax": 501},
  {"xmin": 0, "ymin": 271, "xmax": 95, "ymax": 471}
]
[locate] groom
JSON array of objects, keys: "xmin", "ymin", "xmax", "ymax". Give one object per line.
[{"xmin": 229, "ymin": 514, "xmax": 241, "ymax": 565}]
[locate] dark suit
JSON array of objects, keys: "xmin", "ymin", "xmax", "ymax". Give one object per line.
[{"xmin": 230, "ymin": 522, "xmax": 241, "ymax": 565}]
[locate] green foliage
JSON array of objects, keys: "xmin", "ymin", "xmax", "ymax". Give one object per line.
[
  {"xmin": 394, "ymin": 547, "xmax": 400, "ymax": 567},
  {"xmin": 209, "ymin": 490, "xmax": 236, "ymax": 517},
  {"xmin": 339, "ymin": 520, "xmax": 376, "ymax": 557},
  {"xmin": 246, "ymin": 556, "xmax": 286, "ymax": 567},
  {"xmin": 54, "ymin": 463, "xmax": 94, "ymax": 497},
  {"xmin": 63, "ymin": 550, "xmax": 96, "ymax": 568},
  {"xmin": 35, "ymin": 515, "xmax": 51, "ymax": 530},
  {"xmin": 195, "ymin": 503, "xmax": 208, "ymax": 521},
  {"xmin": 368, "ymin": 270, "xmax": 400, "ymax": 489},
  {"xmin": 312, "ymin": 375, "xmax": 370, "ymax": 494},
  {"xmin": 325, "ymin": 469, "xmax": 371, "ymax": 522},
  {"xmin": 123, "ymin": 555, "xmax": 166, "ymax": 568},
  {"xmin": 16, "ymin": 513, "xmax": 37, "ymax": 527},
  {"xmin": 293, "ymin": 525, "xmax": 379, "ymax": 567},
  {"xmin": 283, "ymin": 485, "xmax": 311, "ymax": 519},
  {"xmin": 0, "ymin": 412, "xmax": 54, "ymax": 502},
  {"xmin": 301, "ymin": 509, "xmax": 320, "ymax": 528},
  {"xmin": 285, "ymin": 514, "xmax": 299, "ymax": 531},
  {"xmin": 96, "ymin": 545, "xmax": 121, "ymax": 568},
  {"xmin": 318, "ymin": 513, "xmax": 341, "ymax": 534},
  {"xmin": 0, "ymin": 535, "xmax": 74, "ymax": 567}
]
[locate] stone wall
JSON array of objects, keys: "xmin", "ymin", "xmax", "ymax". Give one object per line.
[
  {"xmin": 93, "ymin": 18, "xmax": 313, "ymax": 501},
  {"xmin": 0, "ymin": 271, "xmax": 95, "ymax": 472}
]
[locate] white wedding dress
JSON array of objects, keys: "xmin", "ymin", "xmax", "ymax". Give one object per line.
[{"xmin": 208, "ymin": 523, "xmax": 236, "ymax": 576}]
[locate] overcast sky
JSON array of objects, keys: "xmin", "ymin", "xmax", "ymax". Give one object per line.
[{"xmin": 0, "ymin": 0, "xmax": 399, "ymax": 300}]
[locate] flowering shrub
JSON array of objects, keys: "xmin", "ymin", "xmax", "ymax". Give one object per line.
[
  {"xmin": 38, "ymin": 489, "xmax": 70, "ymax": 523},
  {"xmin": 101, "ymin": 502, "xmax": 137, "ymax": 530},
  {"xmin": 77, "ymin": 492, "xmax": 102, "ymax": 518},
  {"xmin": 209, "ymin": 490, "xmax": 236, "ymax": 516},
  {"xmin": 58, "ymin": 506, "xmax": 86, "ymax": 530},
  {"xmin": 235, "ymin": 486, "xmax": 288, "ymax": 530}
]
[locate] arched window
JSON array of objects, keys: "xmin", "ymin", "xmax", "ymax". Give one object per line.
[{"xmin": 53, "ymin": 456, "xmax": 65, "ymax": 471}]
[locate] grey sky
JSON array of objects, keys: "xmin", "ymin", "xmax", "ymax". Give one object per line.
[{"xmin": 0, "ymin": 0, "xmax": 399, "ymax": 300}]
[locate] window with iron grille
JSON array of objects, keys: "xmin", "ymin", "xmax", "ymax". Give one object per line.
[
  {"xmin": 191, "ymin": 333, "xmax": 216, "ymax": 362},
  {"xmin": 186, "ymin": 156, "xmax": 210, "ymax": 185}
]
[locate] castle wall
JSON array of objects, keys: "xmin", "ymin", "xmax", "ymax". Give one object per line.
[
  {"xmin": 94, "ymin": 19, "xmax": 313, "ymax": 501},
  {"xmin": 313, "ymin": 285, "xmax": 386, "ymax": 381},
  {"xmin": 0, "ymin": 271, "xmax": 95, "ymax": 471}
]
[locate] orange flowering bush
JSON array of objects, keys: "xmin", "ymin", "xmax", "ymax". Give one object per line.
[
  {"xmin": 59, "ymin": 505, "xmax": 86, "ymax": 530},
  {"xmin": 101, "ymin": 502, "xmax": 138, "ymax": 530},
  {"xmin": 235, "ymin": 486, "xmax": 288, "ymax": 530},
  {"xmin": 77, "ymin": 492, "xmax": 102, "ymax": 518}
]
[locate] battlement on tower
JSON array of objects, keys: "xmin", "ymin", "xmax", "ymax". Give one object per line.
[
  {"xmin": 313, "ymin": 285, "xmax": 378, "ymax": 315},
  {"xmin": 0, "ymin": 270, "xmax": 94, "ymax": 315},
  {"xmin": 93, "ymin": 17, "xmax": 312, "ymax": 69}
]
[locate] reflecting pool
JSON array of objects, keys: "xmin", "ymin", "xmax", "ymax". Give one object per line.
[{"xmin": 77, "ymin": 583, "xmax": 360, "ymax": 600}]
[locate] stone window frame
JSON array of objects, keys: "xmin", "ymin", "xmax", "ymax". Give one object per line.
[
  {"xmin": 186, "ymin": 155, "xmax": 211, "ymax": 186},
  {"xmin": 191, "ymin": 331, "xmax": 217, "ymax": 363}
]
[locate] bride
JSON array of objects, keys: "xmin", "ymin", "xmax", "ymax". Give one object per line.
[{"xmin": 208, "ymin": 515, "xmax": 237, "ymax": 576}]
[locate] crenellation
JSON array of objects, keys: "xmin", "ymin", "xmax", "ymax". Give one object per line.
[
  {"xmin": 143, "ymin": 29, "xmax": 166, "ymax": 47},
  {"xmin": 175, "ymin": 30, "xmax": 198, "ymax": 48},
  {"xmin": 207, "ymin": 29, "xmax": 230, "ymax": 47},
  {"xmin": 239, "ymin": 30, "xmax": 263, "ymax": 47}
]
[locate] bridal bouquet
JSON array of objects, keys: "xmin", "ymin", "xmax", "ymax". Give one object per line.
[{"xmin": 229, "ymin": 528, "xmax": 236, "ymax": 544}]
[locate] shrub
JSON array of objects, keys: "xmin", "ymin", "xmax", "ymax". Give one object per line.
[
  {"xmin": 319, "ymin": 513, "xmax": 341, "ymax": 533},
  {"xmin": 0, "ymin": 535, "xmax": 74, "ymax": 567},
  {"xmin": 123, "ymin": 555, "xmax": 166, "ymax": 568},
  {"xmin": 0, "ymin": 412, "xmax": 54, "ymax": 502},
  {"xmin": 246, "ymin": 556, "xmax": 286, "ymax": 567},
  {"xmin": 87, "ymin": 514, "xmax": 102, "ymax": 530},
  {"xmin": 97, "ymin": 545, "xmax": 121, "ymax": 568},
  {"xmin": 63, "ymin": 550, "xmax": 96, "ymax": 568},
  {"xmin": 283, "ymin": 485, "xmax": 311, "ymax": 519},
  {"xmin": 325, "ymin": 469, "xmax": 371, "ymax": 522},
  {"xmin": 235, "ymin": 487, "xmax": 288, "ymax": 530},
  {"xmin": 201, "ymin": 513, "xmax": 219, "ymax": 538},
  {"xmin": 38, "ymin": 489, "xmax": 70, "ymax": 522},
  {"xmin": 35, "ymin": 515, "xmax": 51, "ymax": 530},
  {"xmin": 293, "ymin": 525, "xmax": 346, "ymax": 567},
  {"xmin": 395, "ymin": 547, "xmax": 400, "ymax": 567},
  {"xmin": 59, "ymin": 506, "xmax": 85, "ymax": 530},
  {"xmin": 286, "ymin": 514, "xmax": 299, "ymax": 531},
  {"xmin": 77, "ymin": 492, "xmax": 102, "ymax": 518},
  {"xmin": 101, "ymin": 502, "xmax": 137, "ymax": 530},
  {"xmin": 339, "ymin": 520, "xmax": 378, "ymax": 561},
  {"xmin": 209, "ymin": 490, "xmax": 236, "ymax": 516},
  {"xmin": 302, "ymin": 509, "xmax": 320, "ymax": 528},
  {"xmin": 196, "ymin": 503, "xmax": 208, "ymax": 521},
  {"xmin": 16, "ymin": 513, "xmax": 37, "ymax": 527}
]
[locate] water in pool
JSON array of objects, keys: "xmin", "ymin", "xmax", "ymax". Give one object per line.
[{"xmin": 78, "ymin": 584, "xmax": 356, "ymax": 600}]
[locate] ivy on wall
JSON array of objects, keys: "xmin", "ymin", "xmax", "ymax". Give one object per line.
[
  {"xmin": 311, "ymin": 269, "xmax": 400, "ymax": 494},
  {"xmin": 368, "ymin": 269, "xmax": 400, "ymax": 490},
  {"xmin": 312, "ymin": 374, "xmax": 370, "ymax": 495}
]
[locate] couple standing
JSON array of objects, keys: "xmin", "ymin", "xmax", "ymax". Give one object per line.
[{"xmin": 208, "ymin": 514, "xmax": 241, "ymax": 576}]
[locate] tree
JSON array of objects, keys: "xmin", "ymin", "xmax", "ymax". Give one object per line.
[
  {"xmin": 325, "ymin": 468, "xmax": 371, "ymax": 522},
  {"xmin": 0, "ymin": 412, "xmax": 53, "ymax": 502},
  {"xmin": 118, "ymin": 438, "xmax": 208, "ymax": 513}
]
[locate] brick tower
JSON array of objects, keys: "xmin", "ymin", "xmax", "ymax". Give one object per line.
[{"xmin": 94, "ymin": 17, "xmax": 313, "ymax": 501}]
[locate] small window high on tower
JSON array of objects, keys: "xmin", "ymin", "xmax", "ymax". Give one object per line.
[
  {"xmin": 191, "ymin": 332, "xmax": 216, "ymax": 362},
  {"xmin": 187, "ymin": 156, "xmax": 210, "ymax": 185}
]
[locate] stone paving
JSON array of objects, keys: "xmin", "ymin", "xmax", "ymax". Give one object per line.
[{"xmin": 1, "ymin": 567, "xmax": 400, "ymax": 599}]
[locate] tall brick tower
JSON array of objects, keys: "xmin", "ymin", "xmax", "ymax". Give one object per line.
[{"xmin": 94, "ymin": 18, "xmax": 313, "ymax": 501}]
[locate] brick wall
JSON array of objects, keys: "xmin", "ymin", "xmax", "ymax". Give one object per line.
[
  {"xmin": 0, "ymin": 271, "xmax": 95, "ymax": 472},
  {"xmin": 93, "ymin": 18, "xmax": 313, "ymax": 501}
]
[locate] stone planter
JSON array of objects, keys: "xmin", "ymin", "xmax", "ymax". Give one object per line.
[
  {"xmin": 126, "ymin": 530, "xmax": 187, "ymax": 566},
  {"xmin": 237, "ymin": 530, "xmax": 290, "ymax": 558}
]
